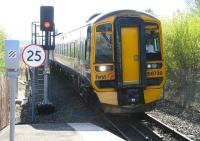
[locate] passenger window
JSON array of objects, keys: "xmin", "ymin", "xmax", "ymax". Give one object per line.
[
  {"xmin": 85, "ymin": 27, "xmax": 91, "ymax": 65},
  {"xmin": 81, "ymin": 41, "xmax": 85, "ymax": 60},
  {"xmin": 68, "ymin": 43, "xmax": 70, "ymax": 57},
  {"xmin": 70, "ymin": 43, "xmax": 75, "ymax": 58}
]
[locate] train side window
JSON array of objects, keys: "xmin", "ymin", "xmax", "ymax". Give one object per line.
[
  {"xmin": 82, "ymin": 41, "xmax": 85, "ymax": 60},
  {"xmin": 64, "ymin": 44, "xmax": 66, "ymax": 56},
  {"xmin": 61, "ymin": 44, "xmax": 64, "ymax": 56},
  {"xmin": 72, "ymin": 42, "xmax": 75, "ymax": 58},
  {"xmin": 77, "ymin": 42, "xmax": 80, "ymax": 59},
  {"xmin": 66, "ymin": 43, "xmax": 68, "ymax": 56},
  {"xmin": 68, "ymin": 43, "xmax": 70, "ymax": 57},
  {"xmin": 58, "ymin": 44, "xmax": 60, "ymax": 54},
  {"xmin": 61, "ymin": 44, "xmax": 63, "ymax": 55},
  {"xmin": 70, "ymin": 43, "xmax": 72, "ymax": 57},
  {"xmin": 85, "ymin": 27, "xmax": 91, "ymax": 65},
  {"xmin": 62, "ymin": 44, "xmax": 64, "ymax": 56},
  {"xmin": 59, "ymin": 44, "xmax": 62, "ymax": 55},
  {"xmin": 63, "ymin": 44, "xmax": 65, "ymax": 56},
  {"xmin": 75, "ymin": 42, "xmax": 78, "ymax": 59}
]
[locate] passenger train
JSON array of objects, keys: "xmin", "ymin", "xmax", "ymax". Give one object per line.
[{"xmin": 50, "ymin": 10, "xmax": 166, "ymax": 113}]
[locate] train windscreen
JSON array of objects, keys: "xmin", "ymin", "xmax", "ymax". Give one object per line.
[
  {"xmin": 95, "ymin": 23, "xmax": 113, "ymax": 63},
  {"xmin": 145, "ymin": 24, "xmax": 162, "ymax": 61}
]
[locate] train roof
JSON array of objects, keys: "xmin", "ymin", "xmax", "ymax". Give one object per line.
[
  {"xmin": 87, "ymin": 10, "xmax": 159, "ymax": 24},
  {"xmin": 57, "ymin": 10, "xmax": 159, "ymax": 38}
]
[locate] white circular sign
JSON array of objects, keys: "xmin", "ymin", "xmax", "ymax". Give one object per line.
[{"xmin": 22, "ymin": 45, "xmax": 46, "ymax": 67}]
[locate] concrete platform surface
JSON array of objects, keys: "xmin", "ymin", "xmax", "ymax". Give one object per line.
[{"xmin": 0, "ymin": 123, "xmax": 125, "ymax": 141}]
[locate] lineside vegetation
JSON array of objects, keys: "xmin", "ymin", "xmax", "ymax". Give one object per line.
[
  {"xmin": 0, "ymin": 26, "xmax": 5, "ymax": 72},
  {"xmin": 163, "ymin": 1, "xmax": 200, "ymax": 108}
]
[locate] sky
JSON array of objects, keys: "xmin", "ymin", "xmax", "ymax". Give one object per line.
[{"xmin": 0, "ymin": 0, "xmax": 187, "ymax": 41}]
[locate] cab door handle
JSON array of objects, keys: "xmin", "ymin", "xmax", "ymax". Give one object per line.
[{"xmin": 134, "ymin": 55, "xmax": 139, "ymax": 61}]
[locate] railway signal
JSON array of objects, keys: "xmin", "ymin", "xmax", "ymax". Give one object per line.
[
  {"xmin": 34, "ymin": 6, "xmax": 55, "ymax": 115},
  {"xmin": 40, "ymin": 6, "xmax": 54, "ymax": 31}
]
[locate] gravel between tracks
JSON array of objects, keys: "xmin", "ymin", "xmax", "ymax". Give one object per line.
[{"xmin": 148, "ymin": 100, "xmax": 200, "ymax": 141}]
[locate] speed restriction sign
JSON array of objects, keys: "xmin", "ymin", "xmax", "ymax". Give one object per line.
[{"xmin": 22, "ymin": 45, "xmax": 46, "ymax": 67}]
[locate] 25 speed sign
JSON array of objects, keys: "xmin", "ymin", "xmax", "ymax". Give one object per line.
[{"xmin": 22, "ymin": 45, "xmax": 46, "ymax": 67}]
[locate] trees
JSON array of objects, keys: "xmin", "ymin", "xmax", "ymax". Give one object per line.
[
  {"xmin": 163, "ymin": 2, "xmax": 200, "ymax": 108},
  {"xmin": 145, "ymin": 8, "xmax": 155, "ymax": 16}
]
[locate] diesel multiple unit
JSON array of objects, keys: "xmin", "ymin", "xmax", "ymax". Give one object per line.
[{"xmin": 50, "ymin": 10, "xmax": 166, "ymax": 113}]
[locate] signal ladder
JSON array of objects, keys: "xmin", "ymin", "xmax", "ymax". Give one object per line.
[
  {"xmin": 28, "ymin": 22, "xmax": 45, "ymax": 122},
  {"xmin": 31, "ymin": 22, "xmax": 45, "ymax": 98}
]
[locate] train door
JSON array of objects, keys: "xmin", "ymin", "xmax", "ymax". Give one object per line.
[
  {"xmin": 121, "ymin": 27, "xmax": 139, "ymax": 85},
  {"xmin": 115, "ymin": 17, "xmax": 146, "ymax": 88}
]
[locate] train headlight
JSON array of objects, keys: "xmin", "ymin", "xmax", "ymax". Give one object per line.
[
  {"xmin": 95, "ymin": 65, "xmax": 113, "ymax": 72},
  {"xmin": 147, "ymin": 64, "xmax": 152, "ymax": 69},
  {"xmin": 146, "ymin": 63, "xmax": 162, "ymax": 69},
  {"xmin": 99, "ymin": 66, "xmax": 106, "ymax": 71}
]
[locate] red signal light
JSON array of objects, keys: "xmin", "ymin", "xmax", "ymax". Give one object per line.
[{"xmin": 43, "ymin": 21, "xmax": 51, "ymax": 29}]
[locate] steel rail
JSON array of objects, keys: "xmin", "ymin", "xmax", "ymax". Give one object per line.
[{"xmin": 146, "ymin": 114, "xmax": 193, "ymax": 141}]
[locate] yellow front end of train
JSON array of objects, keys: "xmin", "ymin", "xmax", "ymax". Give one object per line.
[{"xmin": 90, "ymin": 11, "xmax": 166, "ymax": 113}]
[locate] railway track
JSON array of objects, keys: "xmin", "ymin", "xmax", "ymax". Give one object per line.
[
  {"xmin": 145, "ymin": 114, "xmax": 193, "ymax": 141},
  {"xmin": 93, "ymin": 108, "xmax": 193, "ymax": 141},
  {"xmin": 106, "ymin": 114, "xmax": 162, "ymax": 141},
  {"xmin": 55, "ymin": 70, "xmax": 193, "ymax": 141}
]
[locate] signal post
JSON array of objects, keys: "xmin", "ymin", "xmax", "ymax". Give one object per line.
[{"xmin": 37, "ymin": 6, "xmax": 55, "ymax": 113}]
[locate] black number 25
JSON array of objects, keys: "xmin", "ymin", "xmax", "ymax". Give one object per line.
[{"xmin": 27, "ymin": 50, "xmax": 41, "ymax": 61}]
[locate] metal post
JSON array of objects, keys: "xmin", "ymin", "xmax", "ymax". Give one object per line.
[
  {"xmin": 44, "ymin": 50, "xmax": 49, "ymax": 104},
  {"xmin": 34, "ymin": 24, "xmax": 37, "ymax": 44},
  {"xmin": 44, "ymin": 31, "xmax": 49, "ymax": 104},
  {"xmin": 31, "ymin": 68, "xmax": 36, "ymax": 123},
  {"xmin": 8, "ymin": 71, "xmax": 18, "ymax": 141}
]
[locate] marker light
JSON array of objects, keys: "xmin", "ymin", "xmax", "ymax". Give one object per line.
[{"xmin": 146, "ymin": 63, "xmax": 162, "ymax": 69}]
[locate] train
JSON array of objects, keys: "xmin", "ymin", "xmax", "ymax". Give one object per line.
[{"xmin": 50, "ymin": 10, "xmax": 166, "ymax": 113}]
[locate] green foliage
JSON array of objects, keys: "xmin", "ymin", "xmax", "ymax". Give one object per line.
[
  {"xmin": 163, "ymin": 11, "xmax": 200, "ymax": 106},
  {"xmin": 0, "ymin": 27, "xmax": 5, "ymax": 72}
]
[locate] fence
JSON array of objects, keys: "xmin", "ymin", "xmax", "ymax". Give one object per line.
[{"xmin": 0, "ymin": 74, "xmax": 9, "ymax": 130}]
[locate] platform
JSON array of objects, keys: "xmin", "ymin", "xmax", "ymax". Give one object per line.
[{"xmin": 0, "ymin": 123, "xmax": 125, "ymax": 141}]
